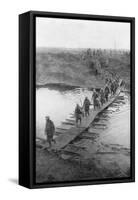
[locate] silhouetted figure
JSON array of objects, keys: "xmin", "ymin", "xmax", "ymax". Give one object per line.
[
  {"xmin": 110, "ymin": 81, "xmax": 115, "ymax": 95},
  {"xmin": 45, "ymin": 116, "xmax": 56, "ymax": 148},
  {"xmin": 75, "ymin": 104, "xmax": 82, "ymax": 126},
  {"xmin": 100, "ymin": 88, "xmax": 105, "ymax": 106},
  {"xmin": 104, "ymin": 85, "xmax": 110, "ymax": 101},
  {"xmin": 92, "ymin": 89, "xmax": 98, "ymax": 110},
  {"xmin": 83, "ymin": 97, "xmax": 91, "ymax": 116}
]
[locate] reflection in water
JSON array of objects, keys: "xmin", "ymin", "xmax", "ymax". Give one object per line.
[
  {"xmin": 100, "ymin": 102, "xmax": 130, "ymax": 148},
  {"xmin": 36, "ymin": 87, "xmax": 92, "ymax": 138}
]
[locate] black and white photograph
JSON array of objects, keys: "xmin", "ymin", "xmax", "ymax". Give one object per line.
[{"xmin": 35, "ymin": 16, "xmax": 132, "ymax": 184}]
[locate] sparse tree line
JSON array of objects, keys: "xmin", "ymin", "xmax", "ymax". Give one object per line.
[{"xmin": 81, "ymin": 48, "xmax": 130, "ymax": 77}]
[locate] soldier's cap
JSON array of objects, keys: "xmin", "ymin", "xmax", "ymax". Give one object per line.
[{"xmin": 45, "ymin": 116, "xmax": 50, "ymax": 119}]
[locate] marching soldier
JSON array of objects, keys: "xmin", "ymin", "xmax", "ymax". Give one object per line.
[
  {"xmin": 75, "ymin": 104, "xmax": 83, "ymax": 126},
  {"xmin": 104, "ymin": 84, "xmax": 110, "ymax": 101},
  {"xmin": 45, "ymin": 116, "xmax": 56, "ymax": 148},
  {"xmin": 110, "ymin": 81, "xmax": 115, "ymax": 95},
  {"xmin": 92, "ymin": 89, "xmax": 98, "ymax": 110},
  {"xmin": 83, "ymin": 97, "xmax": 91, "ymax": 117},
  {"xmin": 100, "ymin": 88, "xmax": 105, "ymax": 106}
]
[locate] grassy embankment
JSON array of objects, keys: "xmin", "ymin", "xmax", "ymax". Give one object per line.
[{"xmin": 36, "ymin": 48, "xmax": 130, "ymax": 89}]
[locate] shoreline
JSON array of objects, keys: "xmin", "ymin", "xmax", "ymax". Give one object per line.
[
  {"xmin": 36, "ymin": 143, "xmax": 130, "ymax": 183},
  {"xmin": 36, "ymin": 80, "xmax": 130, "ymax": 91}
]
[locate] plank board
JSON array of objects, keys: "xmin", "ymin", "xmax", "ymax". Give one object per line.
[{"xmin": 62, "ymin": 122, "xmax": 75, "ymax": 126}]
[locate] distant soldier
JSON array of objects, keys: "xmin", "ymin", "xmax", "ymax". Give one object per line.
[
  {"xmin": 112, "ymin": 80, "xmax": 118, "ymax": 94},
  {"xmin": 104, "ymin": 84, "xmax": 110, "ymax": 101},
  {"xmin": 120, "ymin": 80, "xmax": 125, "ymax": 88},
  {"xmin": 105, "ymin": 78, "xmax": 109, "ymax": 84},
  {"xmin": 95, "ymin": 97, "xmax": 101, "ymax": 109},
  {"xmin": 115, "ymin": 80, "xmax": 119, "ymax": 91},
  {"xmin": 92, "ymin": 89, "xmax": 98, "ymax": 110},
  {"xmin": 110, "ymin": 81, "xmax": 115, "ymax": 95},
  {"xmin": 45, "ymin": 116, "xmax": 56, "ymax": 148},
  {"xmin": 83, "ymin": 97, "xmax": 91, "ymax": 117},
  {"xmin": 100, "ymin": 88, "xmax": 105, "ymax": 106},
  {"xmin": 75, "ymin": 104, "xmax": 83, "ymax": 126}
]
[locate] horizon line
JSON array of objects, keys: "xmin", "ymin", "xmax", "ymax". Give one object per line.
[{"xmin": 36, "ymin": 46, "xmax": 130, "ymax": 51}]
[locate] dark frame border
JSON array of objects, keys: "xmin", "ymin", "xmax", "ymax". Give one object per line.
[{"xmin": 19, "ymin": 11, "xmax": 135, "ymax": 189}]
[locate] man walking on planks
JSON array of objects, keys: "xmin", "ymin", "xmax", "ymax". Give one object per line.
[
  {"xmin": 83, "ymin": 97, "xmax": 91, "ymax": 116},
  {"xmin": 104, "ymin": 84, "xmax": 110, "ymax": 102},
  {"xmin": 92, "ymin": 89, "xmax": 100, "ymax": 110},
  {"xmin": 45, "ymin": 116, "xmax": 56, "ymax": 148},
  {"xmin": 100, "ymin": 88, "xmax": 105, "ymax": 106},
  {"xmin": 75, "ymin": 104, "xmax": 83, "ymax": 126}
]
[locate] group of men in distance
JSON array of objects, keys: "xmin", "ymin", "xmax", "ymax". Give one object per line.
[
  {"xmin": 44, "ymin": 77, "xmax": 120, "ymax": 148},
  {"xmin": 75, "ymin": 77, "xmax": 120, "ymax": 126}
]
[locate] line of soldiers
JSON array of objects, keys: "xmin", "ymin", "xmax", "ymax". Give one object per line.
[
  {"xmin": 75, "ymin": 97, "xmax": 91, "ymax": 125},
  {"xmin": 75, "ymin": 78, "xmax": 120, "ymax": 125},
  {"xmin": 44, "ymin": 78, "xmax": 120, "ymax": 147}
]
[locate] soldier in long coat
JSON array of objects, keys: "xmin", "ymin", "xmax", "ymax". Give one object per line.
[
  {"xmin": 110, "ymin": 81, "xmax": 115, "ymax": 95},
  {"xmin": 75, "ymin": 104, "xmax": 83, "ymax": 126},
  {"xmin": 104, "ymin": 84, "xmax": 110, "ymax": 101},
  {"xmin": 100, "ymin": 88, "xmax": 105, "ymax": 106},
  {"xmin": 45, "ymin": 116, "xmax": 56, "ymax": 148},
  {"xmin": 92, "ymin": 89, "xmax": 98, "ymax": 110},
  {"xmin": 83, "ymin": 97, "xmax": 91, "ymax": 116}
]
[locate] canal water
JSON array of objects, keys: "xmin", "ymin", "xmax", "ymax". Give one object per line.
[{"xmin": 36, "ymin": 87, "xmax": 92, "ymax": 139}]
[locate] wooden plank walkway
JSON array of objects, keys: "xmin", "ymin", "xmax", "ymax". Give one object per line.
[{"xmin": 38, "ymin": 88, "xmax": 121, "ymax": 151}]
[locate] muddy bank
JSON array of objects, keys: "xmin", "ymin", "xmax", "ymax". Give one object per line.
[
  {"xmin": 36, "ymin": 148, "xmax": 98, "ymax": 183},
  {"xmin": 36, "ymin": 48, "xmax": 130, "ymax": 89},
  {"xmin": 36, "ymin": 145, "xmax": 130, "ymax": 183}
]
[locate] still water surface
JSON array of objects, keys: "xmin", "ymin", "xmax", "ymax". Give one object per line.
[{"xmin": 36, "ymin": 87, "xmax": 91, "ymax": 138}]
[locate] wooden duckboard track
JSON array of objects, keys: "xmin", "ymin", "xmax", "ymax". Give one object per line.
[{"xmin": 37, "ymin": 88, "xmax": 121, "ymax": 151}]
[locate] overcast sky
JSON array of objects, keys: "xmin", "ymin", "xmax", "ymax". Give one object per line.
[{"xmin": 36, "ymin": 17, "xmax": 130, "ymax": 50}]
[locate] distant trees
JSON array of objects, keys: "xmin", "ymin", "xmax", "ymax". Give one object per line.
[
  {"xmin": 82, "ymin": 48, "xmax": 130, "ymax": 79},
  {"xmin": 82, "ymin": 48, "xmax": 102, "ymax": 75},
  {"xmin": 100, "ymin": 57, "xmax": 109, "ymax": 68}
]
